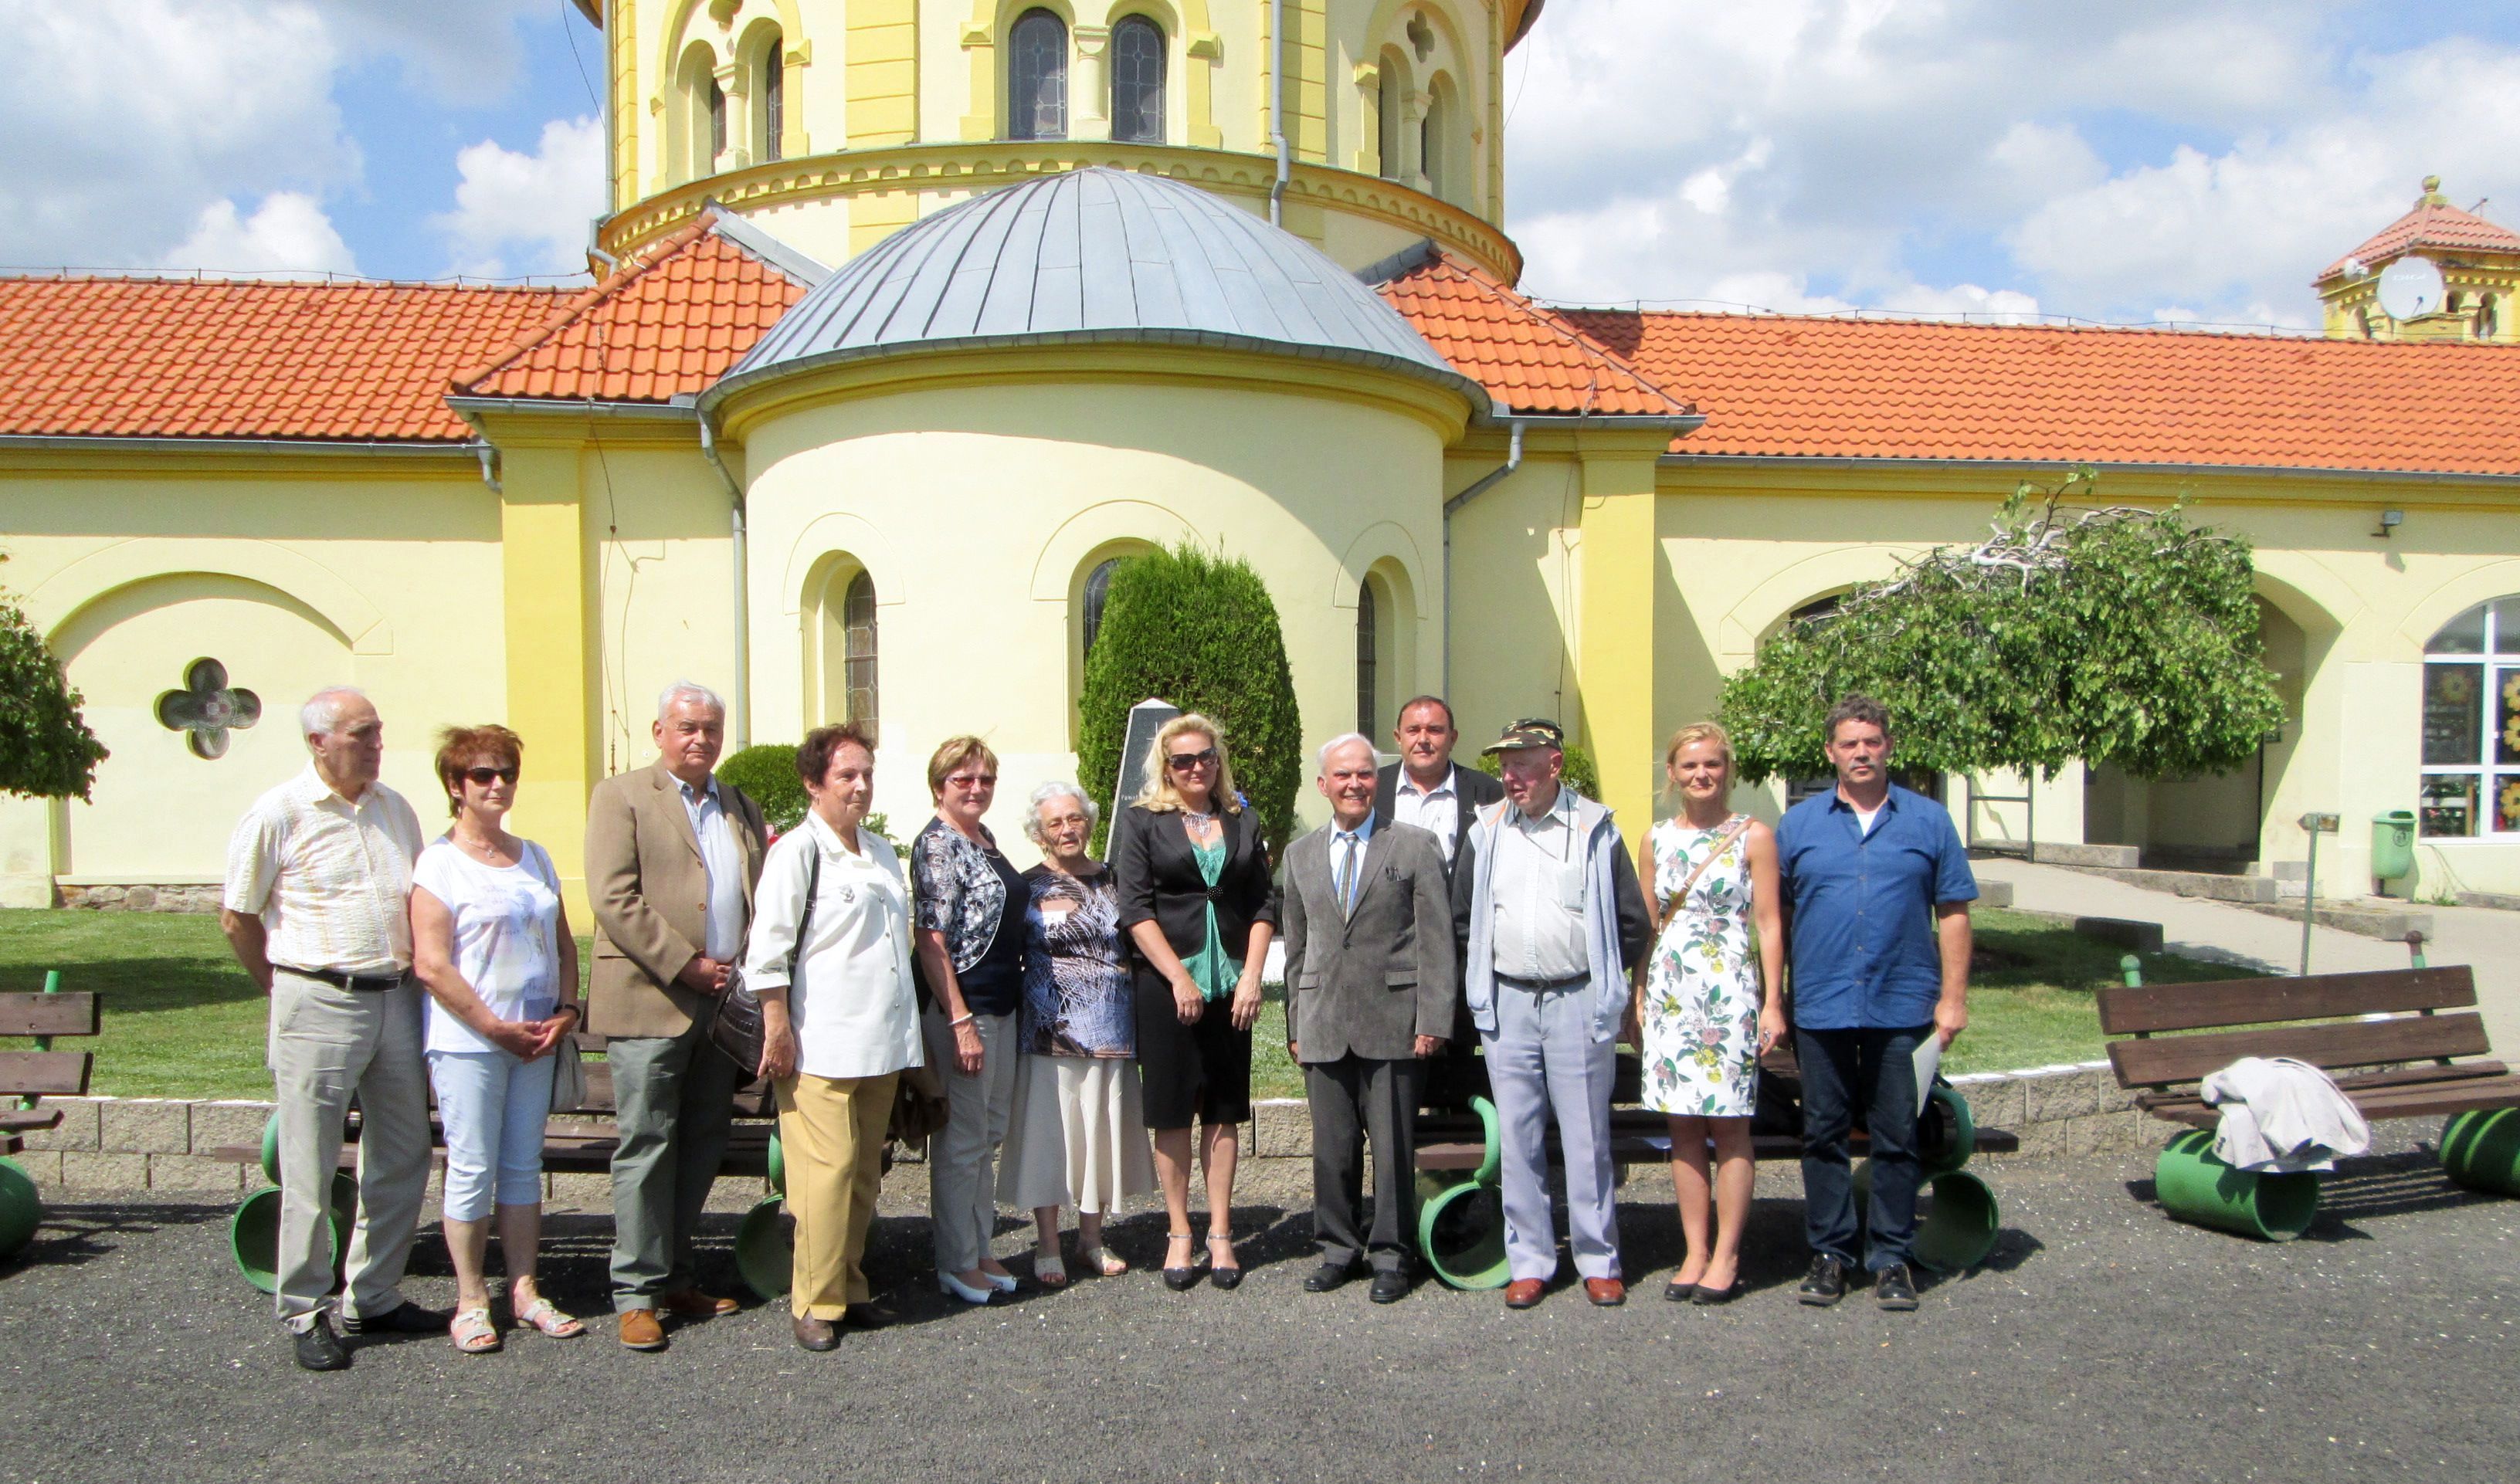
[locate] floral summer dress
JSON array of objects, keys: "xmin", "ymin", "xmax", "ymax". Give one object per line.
[{"xmin": 1640, "ymin": 815, "xmax": 1762, "ymax": 1117}]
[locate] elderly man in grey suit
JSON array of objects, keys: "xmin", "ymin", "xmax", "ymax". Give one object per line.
[
  {"xmin": 585, "ymin": 681, "xmax": 768, "ymax": 1350},
  {"xmin": 1280, "ymin": 733, "xmax": 1457, "ymax": 1303}
]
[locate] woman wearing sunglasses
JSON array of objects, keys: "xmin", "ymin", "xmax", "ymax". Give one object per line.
[
  {"xmin": 409, "ymin": 725, "xmax": 585, "ymax": 1354},
  {"xmin": 911, "ymin": 734, "xmax": 1031, "ymax": 1303},
  {"xmin": 1111, "ymin": 713, "xmax": 1279, "ymax": 1290}
]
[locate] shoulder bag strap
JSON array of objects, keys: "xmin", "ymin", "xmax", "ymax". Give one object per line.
[
  {"xmin": 1668, "ymin": 816, "xmax": 1752, "ymax": 910},
  {"xmin": 788, "ymin": 844, "xmax": 822, "ymax": 981}
]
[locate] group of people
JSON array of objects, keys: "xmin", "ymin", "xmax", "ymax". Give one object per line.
[{"xmin": 223, "ymin": 676, "xmax": 1976, "ymax": 1370}]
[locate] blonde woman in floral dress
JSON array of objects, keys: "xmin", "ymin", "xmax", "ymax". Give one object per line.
[{"xmin": 1631, "ymin": 723, "xmax": 1784, "ymax": 1305}]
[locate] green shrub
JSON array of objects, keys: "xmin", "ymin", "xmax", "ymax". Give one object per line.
[
  {"xmin": 1077, "ymin": 542, "xmax": 1302, "ymax": 854},
  {"xmin": 0, "ymin": 586, "xmax": 106, "ymax": 800},
  {"xmin": 718, "ymin": 743, "xmax": 807, "ymax": 832},
  {"xmin": 1472, "ymin": 743, "xmax": 1600, "ymax": 801}
]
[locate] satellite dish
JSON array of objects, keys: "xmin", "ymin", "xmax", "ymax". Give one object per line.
[{"xmin": 2377, "ymin": 256, "xmax": 2447, "ymax": 321}]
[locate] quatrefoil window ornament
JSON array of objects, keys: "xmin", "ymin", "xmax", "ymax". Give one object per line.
[{"xmin": 155, "ymin": 658, "xmax": 262, "ymax": 760}]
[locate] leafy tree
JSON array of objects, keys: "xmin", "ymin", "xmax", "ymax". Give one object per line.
[
  {"xmin": 717, "ymin": 743, "xmax": 807, "ymax": 832},
  {"xmin": 1077, "ymin": 542, "xmax": 1301, "ymax": 853},
  {"xmin": 1473, "ymin": 743, "xmax": 1601, "ymax": 801},
  {"xmin": 0, "ymin": 584, "xmax": 107, "ymax": 801},
  {"xmin": 1719, "ymin": 471, "xmax": 2286, "ymax": 784}
]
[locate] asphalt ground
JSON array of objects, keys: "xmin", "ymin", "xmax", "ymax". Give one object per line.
[{"xmin": 2, "ymin": 1127, "xmax": 2514, "ymax": 1484}]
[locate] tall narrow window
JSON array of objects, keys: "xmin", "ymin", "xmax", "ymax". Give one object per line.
[
  {"xmin": 1377, "ymin": 59, "xmax": 1406, "ymax": 181},
  {"xmin": 761, "ymin": 44, "xmax": 784, "ymax": 162},
  {"xmin": 2420, "ymin": 596, "xmax": 2520, "ymax": 837},
  {"xmin": 844, "ymin": 571, "xmax": 880, "ymax": 744},
  {"xmin": 1356, "ymin": 580, "xmax": 1379, "ymax": 737},
  {"xmin": 1111, "ymin": 16, "xmax": 1165, "ymax": 144},
  {"xmin": 1009, "ymin": 9, "xmax": 1068, "ymax": 141},
  {"xmin": 706, "ymin": 72, "xmax": 727, "ymax": 167},
  {"xmin": 1082, "ymin": 558, "xmax": 1121, "ymax": 658}
]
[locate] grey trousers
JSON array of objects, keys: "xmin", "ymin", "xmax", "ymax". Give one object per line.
[
  {"xmin": 923, "ymin": 1008, "xmax": 1019, "ymax": 1274},
  {"xmin": 1481, "ymin": 982, "xmax": 1623, "ymax": 1282},
  {"xmin": 605, "ymin": 1015, "xmax": 740, "ymax": 1310},
  {"xmin": 1305, "ymin": 1055, "xmax": 1419, "ymax": 1273},
  {"xmin": 267, "ymin": 970, "xmax": 432, "ymax": 1330}
]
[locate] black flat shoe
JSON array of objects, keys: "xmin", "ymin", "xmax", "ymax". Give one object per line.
[
  {"xmin": 341, "ymin": 1300, "xmax": 453, "ymax": 1336},
  {"xmin": 841, "ymin": 1296, "xmax": 900, "ymax": 1330},
  {"xmin": 1368, "ymin": 1270, "xmax": 1409, "ymax": 1304},
  {"xmin": 1304, "ymin": 1262, "xmax": 1357, "ymax": 1293},
  {"xmin": 1663, "ymin": 1279, "xmax": 1696, "ymax": 1303},
  {"xmin": 1692, "ymin": 1279, "xmax": 1742, "ymax": 1306},
  {"xmin": 292, "ymin": 1316, "xmax": 351, "ymax": 1371},
  {"xmin": 1796, "ymin": 1255, "xmax": 1847, "ymax": 1307}
]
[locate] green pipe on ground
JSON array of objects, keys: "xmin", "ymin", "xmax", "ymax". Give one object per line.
[
  {"xmin": 766, "ymin": 1130, "xmax": 786, "ymax": 1199},
  {"xmin": 2439, "ymin": 1108, "xmax": 2520, "ymax": 1198},
  {"xmin": 1917, "ymin": 1082, "xmax": 1976, "ymax": 1179},
  {"xmin": 229, "ymin": 1172, "xmax": 357, "ymax": 1293},
  {"xmin": 734, "ymin": 1196, "xmax": 792, "ymax": 1301},
  {"xmin": 2152, "ymin": 1128, "xmax": 2319, "ymax": 1241},
  {"xmin": 1413, "ymin": 1173, "xmax": 1510, "ymax": 1290},
  {"xmin": 1851, "ymin": 1160, "xmax": 2003, "ymax": 1272},
  {"xmin": 0, "ymin": 1157, "xmax": 40, "ymax": 1258}
]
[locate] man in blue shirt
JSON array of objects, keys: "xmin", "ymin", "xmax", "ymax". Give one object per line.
[{"xmin": 1776, "ymin": 695, "xmax": 1976, "ymax": 1312}]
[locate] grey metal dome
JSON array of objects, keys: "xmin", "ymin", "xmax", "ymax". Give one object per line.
[{"xmin": 707, "ymin": 168, "xmax": 1489, "ymax": 408}]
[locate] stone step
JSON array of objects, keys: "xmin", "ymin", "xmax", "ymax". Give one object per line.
[
  {"xmin": 2040, "ymin": 861, "xmax": 2281, "ymax": 903},
  {"xmin": 2235, "ymin": 897, "xmax": 2434, "ymax": 943}
]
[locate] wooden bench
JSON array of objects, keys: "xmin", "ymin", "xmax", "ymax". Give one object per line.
[
  {"xmin": 2096, "ymin": 938, "xmax": 2520, "ymax": 1238},
  {"xmin": 1406, "ymin": 1048, "xmax": 2018, "ymax": 1287},
  {"xmin": 1, "ymin": 972, "xmax": 102, "ymax": 1256}
]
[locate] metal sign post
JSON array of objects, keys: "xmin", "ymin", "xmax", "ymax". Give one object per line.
[{"xmin": 2297, "ymin": 812, "xmax": 2339, "ymax": 974}]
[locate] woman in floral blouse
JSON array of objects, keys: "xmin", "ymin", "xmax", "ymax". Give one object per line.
[{"xmin": 1631, "ymin": 722, "xmax": 1784, "ymax": 1305}]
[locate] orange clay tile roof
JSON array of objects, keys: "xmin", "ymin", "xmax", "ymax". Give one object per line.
[
  {"xmin": 2319, "ymin": 188, "xmax": 2520, "ymax": 283},
  {"xmin": 1550, "ymin": 310, "xmax": 2520, "ymax": 475},
  {"xmin": 450, "ymin": 215, "xmax": 812, "ymax": 401},
  {"xmin": 1375, "ymin": 251, "xmax": 1697, "ymax": 418},
  {"xmin": 0, "ymin": 276, "xmax": 566, "ymax": 442}
]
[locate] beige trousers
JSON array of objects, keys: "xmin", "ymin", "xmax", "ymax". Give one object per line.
[{"xmin": 775, "ymin": 1069, "xmax": 899, "ymax": 1321}]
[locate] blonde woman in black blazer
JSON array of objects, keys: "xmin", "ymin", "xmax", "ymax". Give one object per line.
[{"xmin": 1111, "ymin": 713, "xmax": 1279, "ymax": 1291}]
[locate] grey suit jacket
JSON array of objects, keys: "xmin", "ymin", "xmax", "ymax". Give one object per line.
[
  {"xmin": 1277, "ymin": 819, "xmax": 1457, "ymax": 1064},
  {"xmin": 585, "ymin": 760, "xmax": 768, "ymax": 1039}
]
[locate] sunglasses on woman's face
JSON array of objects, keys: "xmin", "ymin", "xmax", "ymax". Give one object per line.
[
  {"xmin": 1167, "ymin": 747, "xmax": 1219, "ymax": 772},
  {"xmin": 463, "ymin": 766, "xmax": 519, "ymax": 786},
  {"xmin": 948, "ymin": 773, "xmax": 997, "ymax": 790}
]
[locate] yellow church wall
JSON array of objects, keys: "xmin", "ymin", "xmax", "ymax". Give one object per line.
[
  {"xmin": 0, "ymin": 452, "xmax": 507, "ymax": 905},
  {"xmin": 717, "ymin": 344, "xmax": 1454, "ymax": 857}
]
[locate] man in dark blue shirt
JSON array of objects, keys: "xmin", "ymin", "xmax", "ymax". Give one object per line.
[{"xmin": 1776, "ymin": 695, "xmax": 1977, "ymax": 1312}]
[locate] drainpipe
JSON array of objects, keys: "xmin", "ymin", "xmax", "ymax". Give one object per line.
[
  {"xmin": 697, "ymin": 412, "xmax": 751, "ymax": 750},
  {"xmin": 1268, "ymin": 0, "xmax": 1291, "ymax": 225},
  {"xmin": 1440, "ymin": 418, "xmax": 1523, "ymax": 697}
]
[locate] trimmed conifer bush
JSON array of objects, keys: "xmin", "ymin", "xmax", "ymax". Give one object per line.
[
  {"xmin": 1077, "ymin": 543, "xmax": 1301, "ymax": 853},
  {"xmin": 718, "ymin": 743, "xmax": 807, "ymax": 832}
]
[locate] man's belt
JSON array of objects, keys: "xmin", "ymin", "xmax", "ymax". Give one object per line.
[
  {"xmin": 1495, "ymin": 971, "xmax": 1589, "ymax": 993},
  {"xmin": 273, "ymin": 963, "xmax": 405, "ymax": 992}
]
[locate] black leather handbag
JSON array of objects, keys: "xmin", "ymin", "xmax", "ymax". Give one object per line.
[{"xmin": 709, "ymin": 844, "xmax": 820, "ymax": 1075}]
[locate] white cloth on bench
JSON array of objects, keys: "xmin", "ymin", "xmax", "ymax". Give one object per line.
[{"xmin": 2200, "ymin": 1056, "xmax": 2370, "ymax": 1173}]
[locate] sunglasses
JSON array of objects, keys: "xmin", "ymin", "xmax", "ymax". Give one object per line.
[
  {"xmin": 1166, "ymin": 748, "xmax": 1220, "ymax": 772},
  {"xmin": 463, "ymin": 766, "xmax": 519, "ymax": 786},
  {"xmin": 947, "ymin": 774, "xmax": 998, "ymax": 789}
]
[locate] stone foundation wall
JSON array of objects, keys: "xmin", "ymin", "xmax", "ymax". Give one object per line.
[
  {"xmin": 15, "ymin": 1062, "xmax": 2163, "ymax": 1195},
  {"xmin": 56, "ymin": 883, "xmax": 223, "ymax": 913}
]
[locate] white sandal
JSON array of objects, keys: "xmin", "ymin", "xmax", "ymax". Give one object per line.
[
  {"xmin": 1077, "ymin": 1243, "xmax": 1129, "ymax": 1276},
  {"xmin": 511, "ymin": 1286, "xmax": 585, "ymax": 1339},
  {"xmin": 449, "ymin": 1306, "xmax": 501, "ymax": 1354},
  {"xmin": 1035, "ymin": 1245, "xmax": 1069, "ymax": 1288}
]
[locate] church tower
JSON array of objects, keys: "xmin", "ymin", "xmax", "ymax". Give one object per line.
[
  {"xmin": 2316, "ymin": 176, "xmax": 2520, "ymax": 344},
  {"xmin": 580, "ymin": 0, "xmax": 1543, "ymax": 279}
]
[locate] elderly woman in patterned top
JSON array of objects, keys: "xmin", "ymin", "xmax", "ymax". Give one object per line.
[
  {"xmin": 1630, "ymin": 722, "xmax": 1785, "ymax": 1305},
  {"xmin": 1000, "ymin": 784, "xmax": 1155, "ymax": 1286},
  {"xmin": 911, "ymin": 736, "xmax": 1030, "ymax": 1305}
]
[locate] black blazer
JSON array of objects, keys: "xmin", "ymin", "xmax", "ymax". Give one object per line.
[
  {"xmin": 1372, "ymin": 761, "xmax": 1505, "ymax": 873},
  {"xmin": 1111, "ymin": 804, "xmax": 1280, "ymax": 964}
]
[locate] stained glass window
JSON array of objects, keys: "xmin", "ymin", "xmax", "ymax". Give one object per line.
[{"xmin": 1009, "ymin": 10, "xmax": 1068, "ymax": 141}]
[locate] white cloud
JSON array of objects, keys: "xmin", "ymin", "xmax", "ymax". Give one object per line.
[
  {"xmin": 158, "ymin": 193, "xmax": 357, "ymax": 277},
  {"xmin": 1503, "ymin": 1, "xmax": 2520, "ymax": 326},
  {"xmin": 432, "ymin": 116, "xmax": 607, "ymax": 278}
]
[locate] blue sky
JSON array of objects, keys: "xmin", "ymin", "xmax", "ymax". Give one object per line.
[{"xmin": 8, "ymin": 0, "xmax": 2520, "ymax": 329}]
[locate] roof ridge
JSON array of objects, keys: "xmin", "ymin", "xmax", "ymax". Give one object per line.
[
  {"xmin": 0, "ymin": 270, "xmax": 573, "ymax": 296},
  {"xmin": 1577, "ymin": 307, "xmax": 2520, "ymax": 351},
  {"xmin": 448, "ymin": 216, "xmax": 721, "ymax": 395},
  {"xmin": 1414, "ymin": 252, "xmax": 1696, "ymax": 416}
]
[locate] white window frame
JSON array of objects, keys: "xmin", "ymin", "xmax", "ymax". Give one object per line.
[{"xmin": 2418, "ymin": 598, "xmax": 2520, "ymax": 839}]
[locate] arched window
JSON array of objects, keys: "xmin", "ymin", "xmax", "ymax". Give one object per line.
[
  {"xmin": 758, "ymin": 38, "xmax": 784, "ymax": 162},
  {"xmin": 1419, "ymin": 100, "xmax": 1440, "ymax": 196},
  {"xmin": 1009, "ymin": 9, "xmax": 1068, "ymax": 141},
  {"xmin": 706, "ymin": 72, "xmax": 728, "ymax": 169},
  {"xmin": 1356, "ymin": 578, "xmax": 1380, "ymax": 736},
  {"xmin": 2420, "ymin": 596, "xmax": 2520, "ymax": 837},
  {"xmin": 1377, "ymin": 57, "xmax": 1406, "ymax": 182},
  {"xmin": 1081, "ymin": 557, "xmax": 1121, "ymax": 657},
  {"xmin": 673, "ymin": 42, "xmax": 717, "ymax": 183},
  {"xmin": 1110, "ymin": 16, "xmax": 1166, "ymax": 144},
  {"xmin": 843, "ymin": 571, "xmax": 880, "ymax": 744},
  {"xmin": 2481, "ymin": 293, "xmax": 2500, "ymax": 340}
]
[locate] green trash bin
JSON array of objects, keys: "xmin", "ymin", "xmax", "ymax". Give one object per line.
[{"xmin": 2371, "ymin": 810, "xmax": 2417, "ymax": 884}]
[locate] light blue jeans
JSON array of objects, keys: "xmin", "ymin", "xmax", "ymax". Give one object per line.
[{"xmin": 426, "ymin": 1049, "xmax": 556, "ymax": 1221}]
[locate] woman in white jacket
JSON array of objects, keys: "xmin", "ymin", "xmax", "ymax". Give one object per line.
[{"xmin": 745, "ymin": 723, "xmax": 924, "ymax": 1353}]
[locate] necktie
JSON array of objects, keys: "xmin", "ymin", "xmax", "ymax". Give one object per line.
[{"xmin": 1336, "ymin": 833, "xmax": 1359, "ymax": 916}]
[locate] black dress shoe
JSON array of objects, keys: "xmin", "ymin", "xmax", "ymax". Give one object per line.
[
  {"xmin": 1303, "ymin": 1262, "xmax": 1357, "ymax": 1293},
  {"xmin": 841, "ymin": 1296, "xmax": 900, "ymax": 1330},
  {"xmin": 292, "ymin": 1316, "xmax": 351, "ymax": 1371},
  {"xmin": 1691, "ymin": 1279, "xmax": 1742, "ymax": 1306},
  {"xmin": 1368, "ymin": 1270, "xmax": 1409, "ymax": 1305},
  {"xmin": 1796, "ymin": 1255, "xmax": 1848, "ymax": 1306},
  {"xmin": 1875, "ymin": 1262, "xmax": 1919, "ymax": 1312},
  {"xmin": 341, "ymin": 1300, "xmax": 453, "ymax": 1336},
  {"xmin": 792, "ymin": 1314, "xmax": 839, "ymax": 1352}
]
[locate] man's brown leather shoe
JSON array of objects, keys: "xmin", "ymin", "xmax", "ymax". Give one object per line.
[
  {"xmin": 617, "ymin": 1309, "xmax": 666, "ymax": 1350},
  {"xmin": 1503, "ymin": 1279, "xmax": 1545, "ymax": 1310},
  {"xmin": 1584, "ymin": 1278, "xmax": 1626, "ymax": 1306},
  {"xmin": 659, "ymin": 1289, "xmax": 739, "ymax": 1319},
  {"xmin": 792, "ymin": 1314, "xmax": 839, "ymax": 1352}
]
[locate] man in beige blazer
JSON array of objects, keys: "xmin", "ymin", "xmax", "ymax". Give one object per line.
[{"xmin": 585, "ymin": 682, "xmax": 768, "ymax": 1350}]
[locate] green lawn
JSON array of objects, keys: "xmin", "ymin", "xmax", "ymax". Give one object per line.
[{"xmin": 0, "ymin": 906, "xmax": 2247, "ymax": 1099}]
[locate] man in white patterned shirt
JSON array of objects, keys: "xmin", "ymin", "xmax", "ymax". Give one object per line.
[{"xmin": 222, "ymin": 687, "xmax": 441, "ymax": 1370}]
